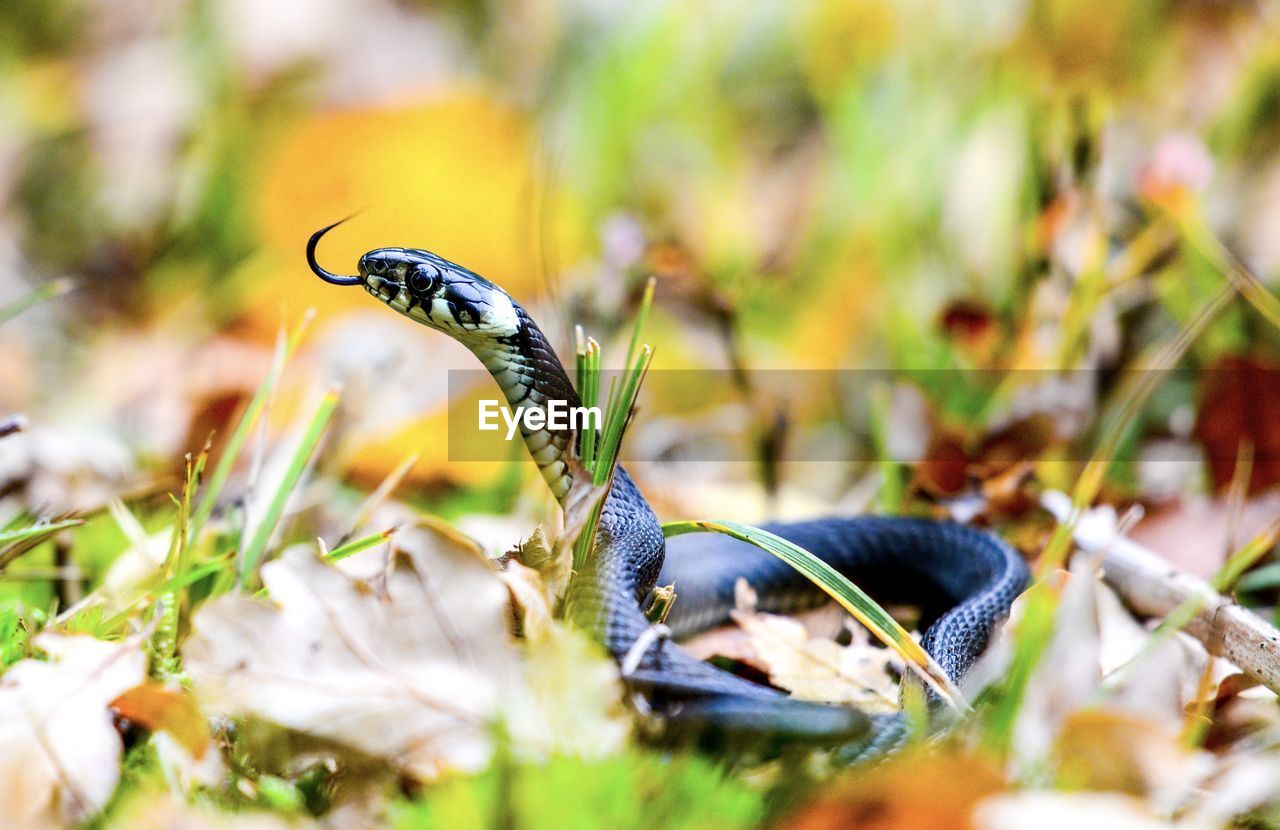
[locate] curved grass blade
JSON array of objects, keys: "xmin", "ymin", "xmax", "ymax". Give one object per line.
[
  {"xmin": 0, "ymin": 518, "xmax": 83, "ymax": 548},
  {"xmin": 662, "ymin": 519, "xmax": 966, "ymax": 710},
  {"xmin": 237, "ymin": 386, "xmax": 340, "ymax": 588},
  {"xmin": 0, "ymin": 518, "xmax": 85, "ymax": 571}
]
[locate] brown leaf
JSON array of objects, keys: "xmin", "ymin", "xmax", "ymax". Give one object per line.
[
  {"xmin": 497, "ymin": 557, "xmax": 555, "ymax": 641},
  {"xmin": 1195, "ymin": 356, "xmax": 1280, "ymax": 494},
  {"xmin": 781, "ymin": 752, "xmax": 1004, "ymax": 830},
  {"xmin": 939, "ymin": 298, "xmax": 999, "ymax": 362},
  {"xmin": 914, "ymin": 431, "xmax": 970, "ymax": 497},
  {"xmin": 110, "ymin": 684, "xmax": 210, "ymax": 759},
  {"xmin": 727, "ymin": 608, "xmax": 900, "ymax": 713}
]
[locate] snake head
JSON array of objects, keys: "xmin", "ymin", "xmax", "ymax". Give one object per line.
[{"xmin": 308, "ymin": 220, "xmax": 521, "ymax": 340}]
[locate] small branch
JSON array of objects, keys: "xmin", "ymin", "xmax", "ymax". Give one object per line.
[
  {"xmin": 1098, "ymin": 534, "xmax": 1280, "ymax": 693},
  {"xmin": 1046, "ymin": 492, "xmax": 1280, "ymax": 693}
]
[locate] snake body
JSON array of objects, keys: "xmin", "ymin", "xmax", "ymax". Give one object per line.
[{"xmin": 308, "ymin": 223, "xmax": 1029, "ymax": 755}]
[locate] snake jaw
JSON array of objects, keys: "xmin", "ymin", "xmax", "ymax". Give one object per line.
[{"xmin": 366, "ymin": 274, "xmax": 402, "ymax": 303}]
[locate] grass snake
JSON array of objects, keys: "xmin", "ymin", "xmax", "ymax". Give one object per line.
[{"xmin": 308, "ymin": 221, "xmax": 1029, "ymax": 760}]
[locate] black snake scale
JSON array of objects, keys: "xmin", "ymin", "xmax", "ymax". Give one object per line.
[{"xmin": 308, "ymin": 224, "xmax": 1030, "ymax": 756}]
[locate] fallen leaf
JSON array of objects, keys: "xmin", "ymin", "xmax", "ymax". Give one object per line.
[
  {"xmin": 781, "ymin": 751, "xmax": 1004, "ymax": 830},
  {"xmin": 184, "ymin": 530, "xmax": 517, "ymax": 780},
  {"xmin": 728, "ymin": 608, "xmax": 900, "ymax": 713},
  {"xmin": 976, "ymin": 550, "xmax": 1219, "ymax": 779},
  {"xmin": 498, "ymin": 557, "xmax": 555, "ymax": 641},
  {"xmin": 972, "ymin": 792, "xmax": 1215, "ymax": 830},
  {"xmin": 1130, "ymin": 491, "xmax": 1280, "ymax": 579},
  {"xmin": 505, "ymin": 624, "xmax": 629, "ymax": 759},
  {"xmin": 939, "ymin": 298, "xmax": 999, "ymax": 363},
  {"xmin": 103, "ymin": 794, "xmax": 303, "ymax": 830},
  {"xmin": 515, "ymin": 526, "xmax": 573, "ymax": 606},
  {"xmin": 1195, "ymin": 356, "xmax": 1280, "ymax": 494},
  {"xmin": 0, "ymin": 633, "xmax": 147, "ymax": 829},
  {"xmin": 1052, "ymin": 710, "xmax": 1211, "ymax": 800},
  {"xmin": 110, "ymin": 683, "xmax": 210, "ymax": 758}
]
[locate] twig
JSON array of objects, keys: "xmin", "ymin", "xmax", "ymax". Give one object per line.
[
  {"xmin": 1098, "ymin": 534, "xmax": 1280, "ymax": 693},
  {"xmin": 1050, "ymin": 494, "xmax": 1280, "ymax": 693}
]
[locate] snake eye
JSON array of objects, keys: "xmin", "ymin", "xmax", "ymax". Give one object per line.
[{"xmin": 408, "ymin": 264, "xmax": 440, "ymax": 295}]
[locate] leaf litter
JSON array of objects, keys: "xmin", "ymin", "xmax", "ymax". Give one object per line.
[{"xmin": 184, "ymin": 520, "xmax": 627, "ymax": 783}]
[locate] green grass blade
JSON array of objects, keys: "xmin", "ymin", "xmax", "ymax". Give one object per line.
[
  {"xmin": 0, "ymin": 278, "xmax": 74, "ymax": 326},
  {"xmin": 326, "ymin": 528, "xmax": 397, "ymax": 562},
  {"xmin": 662, "ymin": 519, "xmax": 966, "ymax": 710},
  {"xmin": 0, "ymin": 518, "xmax": 84, "ymax": 548},
  {"xmin": 575, "ymin": 325, "xmax": 588, "ymax": 398},
  {"xmin": 147, "ymin": 554, "xmax": 235, "ymax": 599},
  {"xmin": 189, "ymin": 312, "xmax": 313, "ymax": 545},
  {"xmin": 571, "ymin": 346, "xmax": 653, "ymax": 570},
  {"xmin": 1237, "ymin": 562, "xmax": 1280, "ymax": 593},
  {"xmin": 1178, "ymin": 212, "xmax": 1280, "ymax": 332},
  {"xmin": 238, "ymin": 386, "xmax": 340, "ymax": 588},
  {"xmin": 569, "ymin": 289, "xmax": 655, "ymax": 570},
  {"xmin": 623, "ymin": 276, "xmax": 656, "ymax": 372},
  {"xmin": 0, "ymin": 517, "xmax": 84, "ymax": 572}
]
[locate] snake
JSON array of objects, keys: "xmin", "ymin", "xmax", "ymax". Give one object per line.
[{"xmin": 308, "ymin": 220, "xmax": 1029, "ymax": 759}]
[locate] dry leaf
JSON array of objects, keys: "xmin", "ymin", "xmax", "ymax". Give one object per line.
[
  {"xmin": 1195, "ymin": 356, "xmax": 1280, "ymax": 494},
  {"xmin": 781, "ymin": 752, "xmax": 1004, "ymax": 830},
  {"xmin": 1130, "ymin": 491, "xmax": 1280, "ymax": 579},
  {"xmin": 505, "ymin": 624, "xmax": 629, "ymax": 759},
  {"xmin": 0, "ymin": 633, "xmax": 148, "ymax": 829},
  {"xmin": 972, "ymin": 792, "xmax": 1216, "ymax": 830},
  {"xmin": 110, "ymin": 684, "xmax": 210, "ymax": 758},
  {"xmin": 1052, "ymin": 711, "xmax": 1212, "ymax": 802},
  {"xmin": 185, "ymin": 522, "xmax": 627, "ymax": 780},
  {"xmin": 728, "ymin": 608, "xmax": 900, "ymax": 713},
  {"xmin": 515, "ymin": 526, "xmax": 573, "ymax": 606},
  {"xmin": 498, "ymin": 557, "xmax": 555, "ymax": 641},
  {"xmin": 184, "ymin": 531, "xmax": 517, "ymax": 780}
]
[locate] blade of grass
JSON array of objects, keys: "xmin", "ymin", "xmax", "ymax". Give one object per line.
[
  {"xmin": 662, "ymin": 519, "xmax": 967, "ymax": 710},
  {"xmin": 151, "ymin": 447, "xmax": 207, "ymax": 678},
  {"xmin": 189, "ymin": 311, "xmax": 314, "ymax": 546},
  {"xmin": 326, "ymin": 527, "xmax": 397, "ymax": 562},
  {"xmin": 0, "ymin": 278, "xmax": 75, "ymax": 326},
  {"xmin": 238, "ymin": 386, "xmax": 340, "ymax": 588},
  {"xmin": 1177, "ymin": 212, "xmax": 1280, "ymax": 333},
  {"xmin": 1236, "ymin": 563, "xmax": 1280, "ymax": 593},
  {"xmin": 571, "ymin": 347, "xmax": 653, "ymax": 570},
  {"xmin": 0, "ymin": 518, "xmax": 85, "ymax": 571},
  {"xmin": 0, "ymin": 518, "xmax": 84, "ymax": 548},
  {"xmin": 569, "ymin": 284, "xmax": 656, "ymax": 571},
  {"xmin": 623, "ymin": 277, "xmax": 657, "ymax": 372},
  {"xmin": 341, "ymin": 451, "xmax": 421, "ymax": 545}
]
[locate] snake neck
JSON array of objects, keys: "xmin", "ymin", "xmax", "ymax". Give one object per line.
[{"xmin": 472, "ymin": 304, "xmax": 579, "ymax": 503}]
